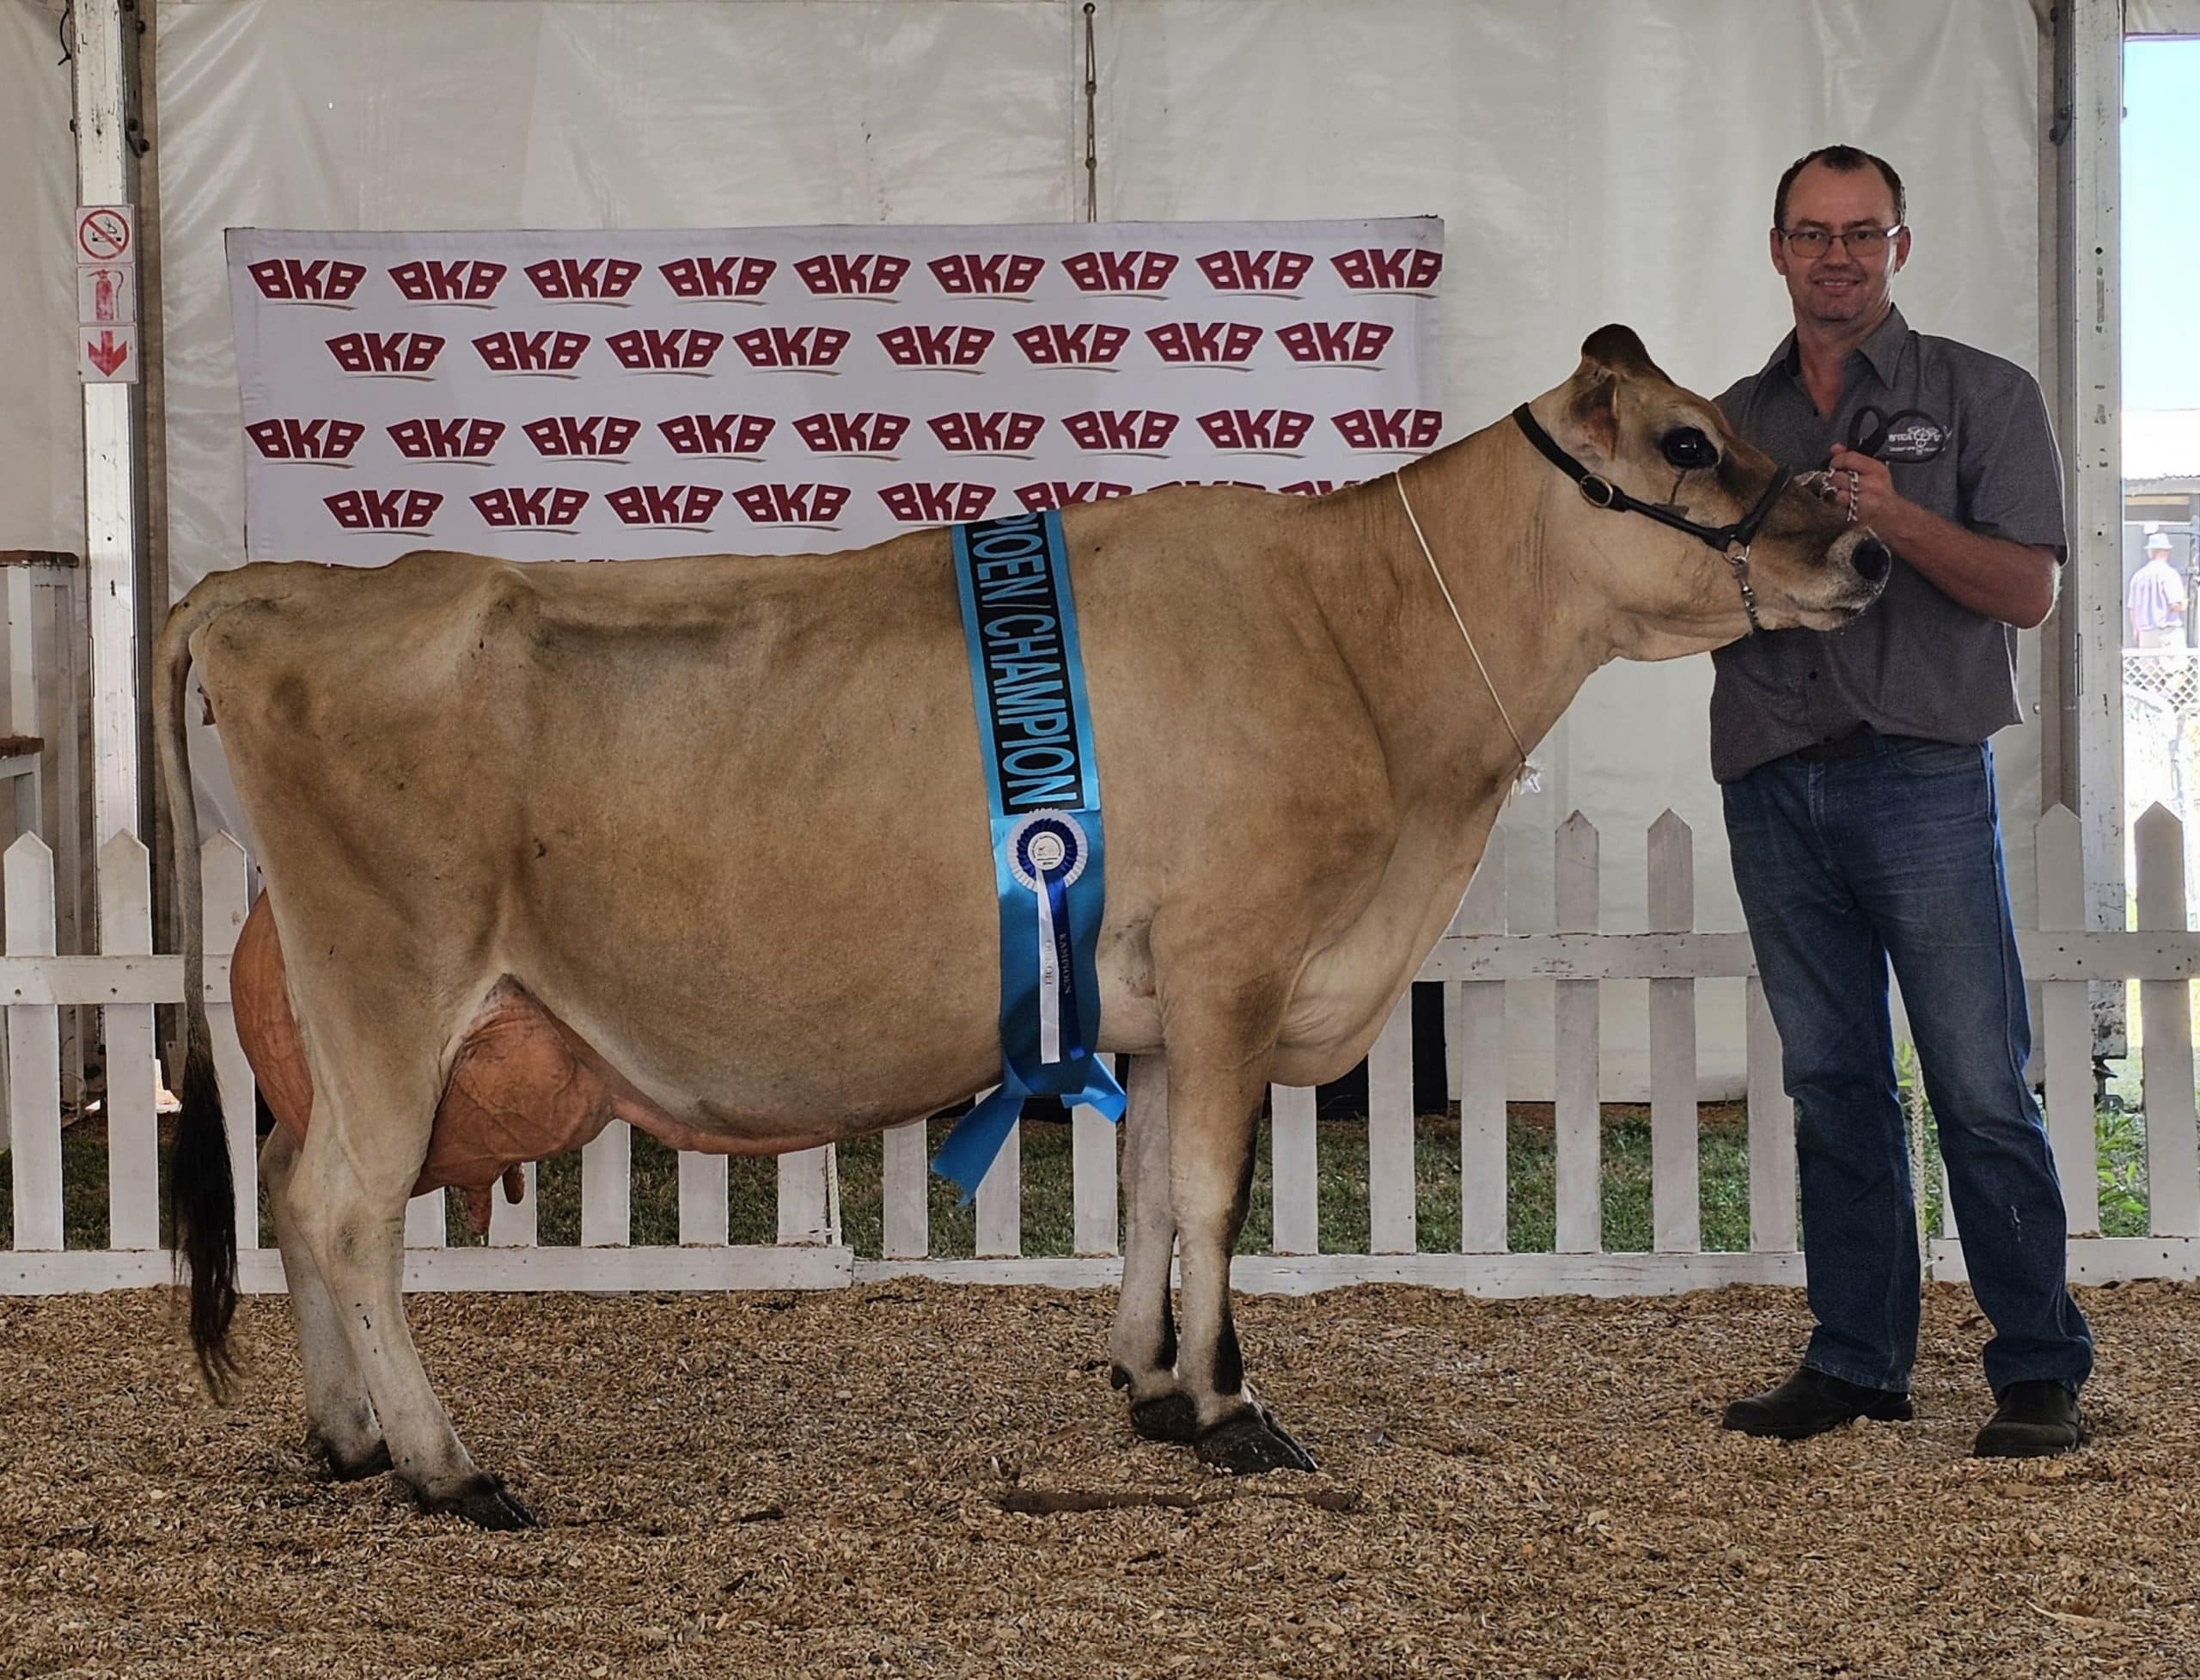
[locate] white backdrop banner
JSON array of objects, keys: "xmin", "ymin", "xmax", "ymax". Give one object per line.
[{"xmin": 227, "ymin": 220, "xmax": 1442, "ymax": 562}]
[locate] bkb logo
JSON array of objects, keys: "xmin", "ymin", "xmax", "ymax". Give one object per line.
[
  {"xmin": 660, "ymin": 255, "xmax": 775, "ymax": 299},
  {"xmin": 1016, "ymin": 482, "xmax": 1133, "ymax": 511},
  {"xmin": 388, "ymin": 418, "xmax": 506, "ymax": 461},
  {"xmin": 472, "ymin": 487, "xmax": 590, "ymax": 528},
  {"xmin": 658, "ymin": 413, "xmax": 774, "ymax": 457},
  {"xmin": 878, "ymin": 482, "xmax": 996, "ymax": 524},
  {"xmin": 1277, "ymin": 321, "xmax": 1393, "ymax": 363},
  {"xmin": 523, "ymin": 416, "xmax": 643, "ymax": 458},
  {"xmin": 524, "ymin": 258, "xmax": 644, "ymax": 300},
  {"xmin": 247, "ymin": 418, "xmax": 364, "ymax": 462},
  {"xmin": 1061, "ymin": 250, "xmax": 1178, "ymax": 294},
  {"xmin": 1014, "ymin": 324, "xmax": 1130, "ymax": 367},
  {"xmin": 794, "ymin": 253, "xmax": 909, "ymax": 296},
  {"xmin": 733, "ymin": 483, "xmax": 852, "ymax": 524},
  {"xmin": 472, "ymin": 331, "xmax": 590, "ymax": 374},
  {"xmin": 388, "ymin": 260, "xmax": 507, "ymax": 302},
  {"xmin": 878, "ymin": 325, "xmax": 993, "ymax": 369},
  {"xmin": 1332, "ymin": 247, "xmax": 1445, "ymax": 291},
  {"xmin": 1280, "ymin": 480, "xmax": 1353, "ymax": 497},
  {"xmin": 929, "ymin": 254, "xmax": 1046, "ymax": 296},
  {"xmin": 734, "ymin": 326, "xmax": 851, "ymax": 369},
  {"xmin": 928, "ymin": 412, "xmax": 1046, "ymax": 454},
  {"xmin": 326, "ymin": 333, "xmax": 445, "ymax": 376},
  {"xmin": 1061, "ymin": 410, "xmax": 1180, "ymax": 453},
  {"xmin": 606, "ymin": 328, "xmax": 724, "ymax": 371},
  {"xmin": 1146, "ymin": 322, "xmax": 1262, "ymax": 365},
  {"xmin": 1196, "ymin": 249, "xmax": 1314, "ymax": 291},
  {"xmin": 606, "ymin": 485, "xmax": 724, "ymax": 527},
  {"xmin": 324, "ymin": 488, "xmax": 441, "ymax": 530},
  {"xmin": 1197, "ymin": 409, "xmax": 1314, "ymax": 451},
  {"xmin": 249, "ymin": 259, "xmax": 367, "ymax": 302},
  {"xmin": 1332, "ymin": 408, "xmax": 1443, "ymax": 451},
  {"xmin": 1151, "ymin": 479, "xmax": 1264, "ymax": 492},
  {"xmin": 792, "ymin": 412, "xmax": 911, "ymax": 455}
]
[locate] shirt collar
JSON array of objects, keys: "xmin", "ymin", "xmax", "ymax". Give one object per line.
[{"xmin": 1769, "ymin": 304, "xmax": 1911, "ymax": 389}]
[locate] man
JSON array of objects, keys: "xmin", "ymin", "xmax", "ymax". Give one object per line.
[
  {"xmin": 1712, "ymin": 145, "xmax": 2093, "ymax": 1455},
  {"xmin": 2128, "ymin": 530, "xmax": 2186, "ymax": 648}
]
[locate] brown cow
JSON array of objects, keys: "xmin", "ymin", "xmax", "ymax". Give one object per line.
[{"xmin": 159, "ymin": 327, "xmax": 1886, "ymax": 1527}]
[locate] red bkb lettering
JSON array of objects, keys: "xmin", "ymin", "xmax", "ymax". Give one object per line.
[
  {"xmin": 792, "ymin": 412, "xmax": 911, "ymax": 454},
  {"xmin": 249, "ymin": 259, "xmax": 367, "ymax": 302},
  {"xmin": 658, "ymin": 413, "xmax": 773, "ymax": 456},
  {"xmin": 387, "ymin": 260, "xmax": 506, "ymax": 302},
  {"xmin": 793, "ymin": 253, "xmax": 909, "ymax": 296},
  {"xmin": 877, "ymin": 482, "xmax": 997, "ymax": 524},
  {"xmin": 605, "ymin": 485, "xmax": 724, "ymax": 526},
  {"xmin": 388, "ymin": 418, "xmax": 506, "ymax": 461},
  {"xmin": 1061, "ymin": 250, "xmax": 1178, "ymax": 293},
  {"xmin": 877, "ymin": 324, "xmax": 993, "ymax": 368},
  {"xmin": 522, "ymin": 415, "xmax": 643, "ymax": 458},
  {"xmin": 246, "ymin": 418, "xmax": 365, "ymax": 461},
  {"xmin": 1277, "ymin": 321, "xmax": 1394, "ymax": 363},
  {"xmin": 1331, "ymin": 408, "xmax": 1445, "ymax": 450},
  {"xmin": 524, "ymin": 257, "xmax": 643, "ymax": 300},
  {"xmin": 1151, "ymin": 479, "xmax": 1265, "ymax": 492},
  {"xmin": 928, "ymin": 253, "xmax": 1046, "ymax": 296},
  {"xmin": 471, "ymin": 486, "xmax": 590, "ymax": 528},
  {"xmin": 1014, "ymin": 323, "xmax": 1131, "ymax": 366},
  {"xmin": 327, "ymin": 333, "xmax": 445, "ymax": 375},
  {"xmin": 472, "ymin": 331, "xmax": 590, "ymax": 373},
  {"xmin": 928, "ymin": 412, "xmax": 1047, "ymax": 453},
  {"xmin": 1331, "ymin": 247, "xmax": 1445, "ymax": 291},
  {"xmin": 733, "ymin": 483, "xmax": 852, "ymax": 524},
  {"xmin": 659, "ymin": 255, "xmax": 775, "ymax": 298},
  {"xmin": 324, "ymin": 488, "xmax": 441, "ymax": 529},
  {"xmin": 1195, "ymin": 249, "xmax": 1314, "ymax": 291},
  {"xmin": 1146, "ymin": 322, "xmax": 1262, "ymax": 365},
  {"xmin": 1060, "ymin": 409, "xmax": 1181, "ymax": 452},
  {"xmin": 735, "ymin": 326, "xmax": 852, "ymax": 369},
  {"xmin": 1279, "ymin": 480, "xmax": 1353, "ymax": 497},
  {"xmin": 606, "ymin": 327, "xmax": 724, "ymax": 371},
  {"xmin": 1015, "ymin": 482, "xmax": 1133, "ymax": 511},
  {"xmin": 1196, "ymin": 409, "xmax": 1314, "ymax": 450}
]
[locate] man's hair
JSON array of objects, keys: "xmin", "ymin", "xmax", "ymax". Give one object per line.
[{"xmin": 1774, "ymin": 145, "xmax": 1907, "ymax": 230}]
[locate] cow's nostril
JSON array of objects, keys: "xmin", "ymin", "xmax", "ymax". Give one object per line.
[{"xmin": 1851, "ymin": 537, "xmax": 1891, "ymax": 584}]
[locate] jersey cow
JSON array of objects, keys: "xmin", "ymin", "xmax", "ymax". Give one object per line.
[{"xmin": 159, "ymin": 327, "xmax": 1887, "ymax": 1528}]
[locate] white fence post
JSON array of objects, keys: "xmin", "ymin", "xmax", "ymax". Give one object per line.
[
  {"xmin": 1455, "ymin": 829, "xmax": 1508, "ymax": 1253},
  {"xmin": 1268, "ymin": 1081, "xmax": 1318, "ymax": 1256},
  {"xmin": 1367, "ymin": 995, "xmax": 1416, "ymax": 1255},
  {"xmin": 580, "ymin": 1121, "xmax": 631, "ymax": 1248},
  {"xmin": 1745, "ymin": 978, "xmax": 1798, "ymax": 1253},
  {"xmin": 2036, "ymin": 807, "xmax": 2099, "ymax": 1237},
  {"xmin": 779, "ymin": 1145, "xmax": 835, "ymax": 1247},
  {"xmin": 2136, "ymin": 805, "xmax": 2200, "ymax": 1237},
  {"xmin": 883, "ymin": 1120, "xmax": 930, "ymax": 1260},
  {"xmin": 974, "ymin": 1119, "xmax": 1022, "ymax": 1258},
  {"xmin": 678, "ymin": 1150, "xmax": 730, "ymax": 1248},
  {"xmin": 202, "ymin": 834, "xmax": 257, "ymax": 1248},
  {"xmin": 1072, "ymin": 1054, "xmax": 1120, "ymax": 1256},
  {"xmin": 1647, "ymin": 812, "xmax": 1700, "ymax": 1255},
  {"xmin": 1554, "ymin": 813, "xmax": 1600, "ymax": 1254},
  {"xmin": 98, "ymin": 832, "xmax": 159, "ymax": 1249},
  {"xmin": 5, "ymin": 835, "xmax": 61, "ymax": 1249}
]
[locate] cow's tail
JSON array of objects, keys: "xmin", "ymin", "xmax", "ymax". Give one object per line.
[{"xmin": 154, "ymin": 583, "xmax": 239, "ymax": 1399}]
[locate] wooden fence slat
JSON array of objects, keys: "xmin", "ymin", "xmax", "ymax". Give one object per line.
[
  {"xmin": 1647, "ymin": 812, "xmax": 1700, "ymax": 1254},
  {"xmin": 1456, "ymin": 829, "xmax": 1507, "ymax": 1253},
  {"xmin": 1072, "ymin": 1054, "xmax": 1120, "ymax": 1256},
  {"xmin": 98, "ymin": 832, "xmax": 159, "ymax": 1250},
  {"xmin": 778, "ymin": 1145, "xmax": 834, "ymax": 1246},
  {"xmin": 1554, "ymin": 813, "xmax": 1600, "ymax": 1254},
  {"xmin": 2136, "ymin": 805, "xmax": 2200, "ymax": 1237},
  {"xmin": 1269, "ymin": 1081, "xmax": 1318, "ymax": 1255},
  {"xmin": 883, "ymin": 1121, "xmax": 930, "ymax": 1260},
  {"xmin": 581, "ymin": 1120, "xmax": 631, "ymax": 1248},
  {"xmin": 2036, "ymin": 807, "xmax": 2099, "ymax": 1237},
  {"xmin": 6, "ymin": 835, "xmax": 61, "ymax": 1250},
  {"xmin": 1368, "ymin": 994, "xmax": 1416, "ymax": 1254},
  {"xmin": 201, "ymin": 834, "xmax": 257, "ymax": 1249},
  {"xmin": 1745, "ymin": 978, "xmax": 1797, "ymax": 1252},
  {"xmin": 489, "ymin": 1162, "xmax": 537, "ymax": 1247},
  {"xmin": 975, "ymin": 1119, "xmax": 1022, "ymax": 1259},
  {"xmin": 678, "ymin": 1150, "xmax": 730, "ymax": 1247}
]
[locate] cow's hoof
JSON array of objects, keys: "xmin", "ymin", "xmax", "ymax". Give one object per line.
[
  {"xmin": 1129, "ymin": 1393, "xmax": 1200, "ymax": 1443},
  {"xmin": 420, "ymin": 1475, "xmax": 538, "ymax": 1531},
  {"xmin": 1194, "ymin": 1408, "xmax": 1318, "ymax": 1475},
  {"xmin": 310, "ymin": 1433, "xmax": 393, "ymax": 1482}
]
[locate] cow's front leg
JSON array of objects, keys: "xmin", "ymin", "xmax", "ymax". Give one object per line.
[{"xmin": 1108, "ymin": 1055, "xmax": 1196, "ymax": 1442}]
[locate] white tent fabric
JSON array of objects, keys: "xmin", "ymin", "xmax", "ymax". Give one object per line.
[{"xmin": 7, "ymin": 0, "xmax": 2054, "ymax": 1095}]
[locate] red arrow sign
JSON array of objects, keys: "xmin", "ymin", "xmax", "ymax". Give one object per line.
[{"xmin": 87, "ymin": 330, "xmax": 130, "ymax": 376}]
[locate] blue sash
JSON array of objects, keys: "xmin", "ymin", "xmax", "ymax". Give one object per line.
[{"xmin": 932, "ymin": 510, "xmax": 1128, "ymax": 1198}]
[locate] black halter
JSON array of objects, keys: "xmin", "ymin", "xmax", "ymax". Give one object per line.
[{"xmin": 1510, "ymin": 404, "xmax": 1793, "ymax": 632}]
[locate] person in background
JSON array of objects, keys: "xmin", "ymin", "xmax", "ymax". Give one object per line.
[{"xmin": 2128, "ymin": 529, "xmax": 2186, "ymax": 649}]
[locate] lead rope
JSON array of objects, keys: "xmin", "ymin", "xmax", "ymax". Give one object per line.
[{"xmin": 1394, "ymin": 473, "xmax": 1543, "ymax": 795}]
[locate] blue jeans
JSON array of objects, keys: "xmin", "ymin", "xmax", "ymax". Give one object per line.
[{"xmin": 1723, "ymin": 735, "xmax": 2093, "ymax": 1397}]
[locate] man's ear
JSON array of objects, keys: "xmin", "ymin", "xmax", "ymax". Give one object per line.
[{"xmin": 1564, "ymin": 363, "xmax": 1621, "ymax": 461}]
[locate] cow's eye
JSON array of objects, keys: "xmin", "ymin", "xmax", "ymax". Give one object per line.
[{"xmin": 1661, "ymin": 428, "xmax": 1718, "ymax": 469}]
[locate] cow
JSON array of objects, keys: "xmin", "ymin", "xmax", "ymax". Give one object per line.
[{"xmin": 158, "ymin": 326, "xmax": 1888, "ymax": 1529}]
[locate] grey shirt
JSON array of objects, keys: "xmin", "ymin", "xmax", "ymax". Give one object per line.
[{"xmin": 1708, "ymin": 306, "xmax": 2068, "ymax": 782}]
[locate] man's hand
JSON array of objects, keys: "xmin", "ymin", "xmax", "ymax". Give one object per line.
[{"xmin": 1826, "ymin": 444, "xmax": 1922, "ymax": 547}]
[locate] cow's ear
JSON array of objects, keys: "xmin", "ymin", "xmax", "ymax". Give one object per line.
[
  {"xmin": 1580, "ymin": 323, "xmax": 1664, "ymax": 382},
  {"xmin": 1566, "ymin": 364, "xmax": 1620, "ymax": 460}
]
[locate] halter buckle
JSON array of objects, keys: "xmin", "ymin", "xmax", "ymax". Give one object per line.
[{"xmin": 1578, "ymin": 475, "xmax": 1617, "ymax": 510}]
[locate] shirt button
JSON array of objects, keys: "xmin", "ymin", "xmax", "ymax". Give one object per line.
[{"xmin": 1807, "ymin": 670, "xmax": 1820, "ymax": 681}]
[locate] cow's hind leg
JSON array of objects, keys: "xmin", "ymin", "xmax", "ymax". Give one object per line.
[
  {"xmin": 1108, "ymin": 1055, "xmax": 1197, "ymax": 1442},
  {"xmin": 261, "ymin": 1123, "xmax": 390, "ymax": 1480}
]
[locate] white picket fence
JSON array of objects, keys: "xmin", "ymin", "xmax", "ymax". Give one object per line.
[{"xmin": 5, "ymin": 805, "xmax": 2200, "ymax": 1298}]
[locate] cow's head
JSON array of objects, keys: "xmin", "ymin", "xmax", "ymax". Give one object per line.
[{"xmin": 1523, "ymin": 325, "xmax": 1888, "ymax": 659}]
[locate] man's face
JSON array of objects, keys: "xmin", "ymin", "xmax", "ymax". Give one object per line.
[{"xmin": 1769, "ymin": 160, "xmax": 1910, "ymax": 329}]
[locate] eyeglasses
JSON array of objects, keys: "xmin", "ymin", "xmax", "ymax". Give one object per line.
[{"xmin": 1778, "ymin": 224, "xmax": 1904, "ymax": 260}]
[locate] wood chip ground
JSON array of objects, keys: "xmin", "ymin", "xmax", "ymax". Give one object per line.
[{"xmin": 3, "ymin": 1280, "xmax": 2196, "ymax": 1677}]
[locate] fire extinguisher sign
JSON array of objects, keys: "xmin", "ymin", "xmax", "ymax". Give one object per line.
[{"xmin": 76, "ymin": 203, "xmax": 140, "ymax": 385}]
